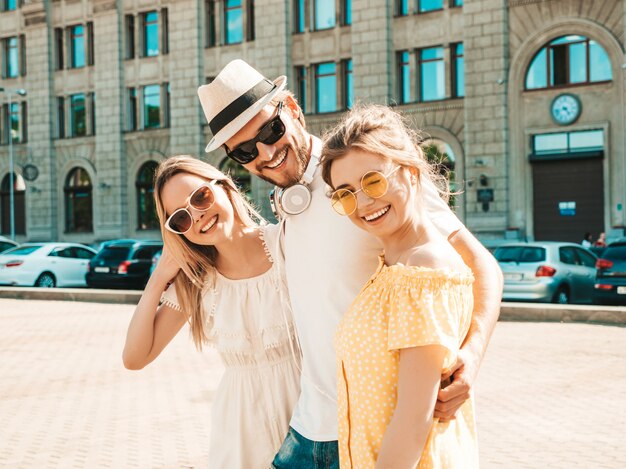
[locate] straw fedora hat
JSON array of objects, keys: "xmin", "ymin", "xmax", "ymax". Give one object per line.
[{"xmin": 198, "ymin": 59, "xmax": 287, "ymax": 153}]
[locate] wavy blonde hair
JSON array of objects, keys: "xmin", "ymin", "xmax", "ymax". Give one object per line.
[
  {"xmin": 320, "ymin": 104, "xmax": 450, "ymax": 201},
  {"xmin": 154, "ymin": 155, "xmax": 264, "ymax": 349}
]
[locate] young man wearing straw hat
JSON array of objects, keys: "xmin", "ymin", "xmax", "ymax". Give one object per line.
[{"xmin": 198, "ymin": 59, "xmax": 502, "ymax": 468}]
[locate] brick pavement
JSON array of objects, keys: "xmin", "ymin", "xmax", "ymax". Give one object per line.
[{"xmin": 0, "ymin": 299, "xmax": 624, "ymax": 468}]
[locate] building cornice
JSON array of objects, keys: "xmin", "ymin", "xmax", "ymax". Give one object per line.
[
  {"xmin": 510, "ymin": 0, "xmax": 549, "ymax": 7},
  {"xmin": 93, "ymin": 0, "xmax": 117, "ymax": 15},
  {"xmin": 22, "ymin": 1, "xmax": 46, "ymax": 27}
]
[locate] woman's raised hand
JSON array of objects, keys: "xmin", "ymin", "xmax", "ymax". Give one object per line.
[{"xmin": 154, "ymin": 246, "xmax": 181, "ymax": 284}]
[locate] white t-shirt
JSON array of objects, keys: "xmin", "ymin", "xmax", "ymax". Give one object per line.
[{"xmin": 283, "ymin": 137, "xmax": 463, "ymax": 441}]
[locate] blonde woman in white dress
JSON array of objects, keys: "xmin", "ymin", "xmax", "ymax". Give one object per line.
[{"xmin": 123, "ymin": 155, "xmax": 300, "ymax": 468}]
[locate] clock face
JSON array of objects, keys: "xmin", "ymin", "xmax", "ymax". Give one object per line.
[{"xmin": 551, "ymin": 94, "xmax": 581, "ymax": 125}]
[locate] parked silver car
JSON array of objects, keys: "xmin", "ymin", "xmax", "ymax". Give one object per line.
[{"xmin": 495, "ymin": 242, "xmax": 598, "ymax": 304}]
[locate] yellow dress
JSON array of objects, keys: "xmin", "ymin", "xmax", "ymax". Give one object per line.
[{"xmin": 336, "ymin": 256, "xmax": 479, "ymax": 469}]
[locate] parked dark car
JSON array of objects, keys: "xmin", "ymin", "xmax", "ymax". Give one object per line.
[
  {"xmin": 86, "ymin": 240, "xmax": 163, "ymax": 289},
  {"xmin": 594, "ymin": 238, "xmax": 626, "ymax": 305}
]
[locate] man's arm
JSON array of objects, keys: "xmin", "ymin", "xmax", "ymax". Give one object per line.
[{"xmin": 436, "ymin": 227, "xmax": 503, "ymax": 419}]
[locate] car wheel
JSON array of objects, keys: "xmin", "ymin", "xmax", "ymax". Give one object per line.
[
  {"xmin": 553, "ymin": 286, "xmax": 569, "ymax": 304},
  {"xmin": 35, "ymin": 273, "xmax": 56, "ymax": 288}
]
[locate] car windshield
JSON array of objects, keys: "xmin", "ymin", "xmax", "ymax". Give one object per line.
[
  {"xmin": 602, "ymin": 245, "xmax": 626, "ymax": 261},
  {"xmin": 1, "ymin": 245, "xmax": 42, "ymax": 256},
  {"xmin": 97, "ymin": 246, "xmax": 131, "ymax": 262},
  {"xmin": 495, "ymin": 246, "xmax": 546, "ymax": 263}
]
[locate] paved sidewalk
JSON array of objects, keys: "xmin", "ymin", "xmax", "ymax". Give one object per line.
[{"xmin": 0, "ymin": 299, "xmax": 624, "ymax": 468}]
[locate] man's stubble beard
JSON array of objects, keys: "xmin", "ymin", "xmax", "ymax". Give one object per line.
[{"xmin": 256, "ymin": 127, "xmax": 310, "ymax": 188}]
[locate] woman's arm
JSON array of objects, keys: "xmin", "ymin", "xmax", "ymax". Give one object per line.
[
  {"xmin": 375, "ymin": 345, "xmax": 447, "ymax": 469},
  {"xmin": 122, "ymin": 249, "xmax": 187, "ymax": 370}
]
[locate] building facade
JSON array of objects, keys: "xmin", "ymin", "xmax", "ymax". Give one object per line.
[{"xmin": 0, "ymin": 0, "xmax": 624, "ymax": 246}]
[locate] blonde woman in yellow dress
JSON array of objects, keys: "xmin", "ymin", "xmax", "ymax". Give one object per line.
[{"xmin": 320, "ymin": 105, "xmax": 479, "ymax": 469}]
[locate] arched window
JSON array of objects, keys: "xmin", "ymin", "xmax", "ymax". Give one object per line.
[
  {"xmin": 136, "ymin": 161, "xmax": 159, "ymax": 230},
  {"xmin": 219, "ymin": 158, "xmax": 252, "ymax": 197},
  {"xmin": 525, "ymin": 35, "xmax": 612, "ymax": 90},
  {"xmin": 422, "ymin": 139, "xmax": 457, "ymax": 207},
  {"xmin": 64, "ymin": 167, "xmax": 93, "ymax": 233},
  {"xmin": 0, "ymin": 172, "xmax": 26, "ymax": 235}
]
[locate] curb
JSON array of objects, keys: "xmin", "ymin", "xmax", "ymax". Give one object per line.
[{"xmin": 1, "ymin": 288, "xmax": 625, "ymax": 326}]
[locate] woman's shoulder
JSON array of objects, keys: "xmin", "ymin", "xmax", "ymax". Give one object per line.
[{"xmin": 404, "ymin": 239, "xmax": 467, "ymax": 272}]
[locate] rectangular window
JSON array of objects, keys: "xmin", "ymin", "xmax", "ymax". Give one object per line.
[
  {"xmin": 21, "ymin": 101, "xmax": 27, "ymax": 143},
  {"xmin": 143, "ymin": 11, "xmax": 159, "ymax": 57},
  {"xmin": 88, "ymin": 92, "xmax": 95, "ymax": 136},
  {"xmin": 87, "ymin": 22, "xmax": 94, "ymax": 66},
  {"xmin": 143, "ymin": 85, "xmax": 161, "ymax": 129},
  {"xmin": 395, "ymin": 0, "xmax": 410, "ymax": 16},
  {"xmin": 225, "ymin": 0, "xmax": 244, "ymax": 44},
  {"xmin": 57, "ymin": 97, "xmax": 65, "ymax": 139},
  {"xmin": 533, "ymin": 130, "xmax": 604, "ymax": 156},
  {"xmin": 314, "ymin": 0, "xmax": 335, "ymax": 31},
  {"xmin": 127, "ymin": 88, "xmax": 137, "ymax": 131},
  {"xmin": 125, "ymin": 15, "xmax": 135, "ymax": 59},
  {"xmin": 206, "ymin": 0, "xmax": 217, "ymax": 46},
  {"xmin": 295, "ymin": 66, "xmax": 308, "ymax": 113},
  {"xmin": 344, "ymin": 59, "xmax": 353, "ymax": 109},
  {"xmin": 55, "ymin": 28, "xmax": 64, "ymax": 70},
  {"xmin": 451, "ymin": 0, "xmax": 463, "ymax": 6},
  {"xmin": 246, "ymin": 1, "xmax": 255, "ymax": 41},
  {"xmin": 569, "ymin": 41, "xmax": 587, "ymax": 84},
  {"xmin": 419, "ymin": 46, "xmax": 445, "ymax": 101},
  {"xmin": 164, "ymin": 83, "xmax": 170, "ymax": 128},
  {"xmin": 397, "ymin": 50, "xmax": 411, "ymax": 104},
  {"xmin": 161, "ymin": 8, "xmax": 169, "ymax": 54},
  {"xmin": 294, "ymin": 0, "xmax": 306, "ymax": 33},
  {"xmin": 3, "ymin": 37, "xmax": 19, "ymax": 78},
  {"xmin": 315, "ymin": 62, "xmax": 337, "ymax": 113},
  {"xmin": 70, "ymin": 25, "xmax": 86, "ymax": 68},
  {"xmin": 19, "ymin": 34, "xmax": 25, "ymax": 76},
  {"xmin": 342, "ymin": 0, "xmax": 352, "ymax": 26},
  {"xmin": 2, "ymin": 0, "xmax": 16, "ymax": 12},
  {"xmin": 70, "ymin": 93, "xmax": 86, "ymax": 137},
  {"xmin": 419, "ymin": 0, "xmax": 443, "ymax": 12},
  {"xmin": 452, "ymin": 42, "xmax": 464, "ymax": 98},
  {"xmin": 9, "ymin": 102, "xmax": 20, "ymax": 143}
]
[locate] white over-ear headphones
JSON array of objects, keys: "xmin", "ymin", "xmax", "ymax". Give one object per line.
[{"xmin": 270, "ymin": 152, "xmax": 319, "ymax": 218}]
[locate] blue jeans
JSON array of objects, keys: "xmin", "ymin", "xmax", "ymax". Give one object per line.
[{"xmin": 271, "ymin": 427, "xmax": 339, "ymax": 469}]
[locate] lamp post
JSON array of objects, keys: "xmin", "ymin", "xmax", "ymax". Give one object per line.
[{"xmin": 0, "ymin": 87, "xmax": 27, "ymax": 241}]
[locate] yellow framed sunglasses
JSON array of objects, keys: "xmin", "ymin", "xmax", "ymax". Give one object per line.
[{"xmin": 330, "ymin": 167, "xmax": 401, "ymax": 216}]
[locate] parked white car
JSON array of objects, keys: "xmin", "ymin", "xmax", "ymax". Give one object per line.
[{"xmin": 0, "ymin": 243, "xmax": 97, "ymax": 288}]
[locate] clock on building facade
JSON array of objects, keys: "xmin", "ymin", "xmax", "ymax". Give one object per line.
[{"xmin": 551, "ymin": 93, "xmax": 582, "ymax": 125}]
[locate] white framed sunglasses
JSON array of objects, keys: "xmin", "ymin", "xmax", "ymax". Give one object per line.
[{"xmin": 164, "ymin": 180, "xmax": 219, "ymax": 234}]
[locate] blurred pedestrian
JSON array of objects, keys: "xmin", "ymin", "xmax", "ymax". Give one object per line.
[
  {"xmin": 581, "ymin": 232, "xmax": 593, "ymax": 248},
  {"xmin": 594, "ymin": 232, "xmax": 607, "ymax": 248}
]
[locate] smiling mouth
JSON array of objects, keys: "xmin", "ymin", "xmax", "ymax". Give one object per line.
[
  {"xmin": 200, "ymin": 215, "xmax": 218, "ymax": 233},
  {"xmin": 265, "ymin": 148, "xmax": 288, "ymax": 170},
  {"xmin": 361, "ymin": 206, "xmax": 390, "ymax": 222}
]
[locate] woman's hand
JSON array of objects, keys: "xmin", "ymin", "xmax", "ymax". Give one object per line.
[{"xmin": 153, "ymin": 246, "xmax": 181, "ymax": 284}]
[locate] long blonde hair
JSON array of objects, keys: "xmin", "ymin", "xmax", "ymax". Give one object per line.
[
  {"xmin": 154, "ymin": 155, "xmax": 264, "ymax": 348},
  {"xmin": 320, "ymin": 104, "xmax": 450, "ymax": 201}
]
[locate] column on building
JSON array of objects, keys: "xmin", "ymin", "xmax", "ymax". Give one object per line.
[
  {"xmin": 169, "ymin": 0, "xmax": 204, "ymax": 156},
  {"xmin": 22, "ymin": 1, "xmax": 56, "ymax": 241},
  {"xmin": 351, "ymin": 0, "xmax": 391, "ymax": 104},
  {"xmin": 92, "ymin": 0, "xmax": 127, "ymax": 238},
  {"xmin": 463, "ymin": 0, "xmax": 509, "ymax": 237}
]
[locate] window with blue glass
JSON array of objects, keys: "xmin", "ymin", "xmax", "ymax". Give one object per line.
[
  {"xmin": 136, "ymin": 162, "xmax": 160, "ymax": 230},
  {"xmin": 294, "ymin": 0, "xmax": 306, "ymax": 33},
  {"xmin": 143, "ymin": 11, "xmax": 159, "ymax": 56},
  {"xmin": 451, "ymin": 0, "xmax": 463, "ymax": 6},
  {"xmin": 395, "ymin": 0, "xmax": 410, "ymax": 16},
  {"xmin": 70, "ymin": 25, "xmax": 85, "ymax": 68},
  {"xmin": 3, "ymin": 36, "xmax": 18, "ymax": 78},
  {"xmin": 397, "ymin": 51, "xmax": 411, "ymax": 103},
  {"xmin": 419, "ymin": 47, "xmax": 445, "ymax": 101},
  {"xmin": 342, "ymin": 0, "xmax": 351, "ymax": 26},
  {"xmin": 419, "ymin": 0, "xmax": 443, "ymax": 13},
  {"xmin": 143, "ymin": 85, "xmax": 161, "ymax": 129},
  {"xmin": 314, "ymin": 0, "xmax": 336, "ymax": 30},
  {"xmin": 525, "ymin": 35, "xmax": 612, "ymax": 90},
  {"xmin": 344, "ymin": 59, "xmax": 353, "ymax": 109},
  {"xmin": 2, "ymin": 0, "xmax": 17, "ymax": 12},
  {"xmin": 295, "ymin": 66, "xmax": 308, "ymax": 113},
  {"xmin": 225, "ymin": 0, "xmax": 244, "ymax": 44},
  {"xmin": 452, "ymin": 42, "xmax": 464, "ymax": 98},
  {"xmin": 532, "ymin": 129, "xmax": 604, "ymax": 158},
  {"xmin": 315, "ymin": 62, "xmax": 337, "ymax": 113},
  {"xmin": 70, "ymin": 94, "xmax": 86, "ymax": 137}
]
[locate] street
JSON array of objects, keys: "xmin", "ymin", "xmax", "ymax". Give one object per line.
[{"xmin": 0, "ymin": 299, "xmax": 624, "ymax": 468}]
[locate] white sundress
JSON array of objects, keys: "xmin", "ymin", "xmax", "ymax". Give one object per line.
[{"xmin": 160, "ymin": 224, "xmax": 301, "ymax": 469}]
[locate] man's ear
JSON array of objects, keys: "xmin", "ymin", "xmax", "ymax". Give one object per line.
[{"xmin": 283, "ymin": 94, "xmax": 301, "ymax": 120}]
